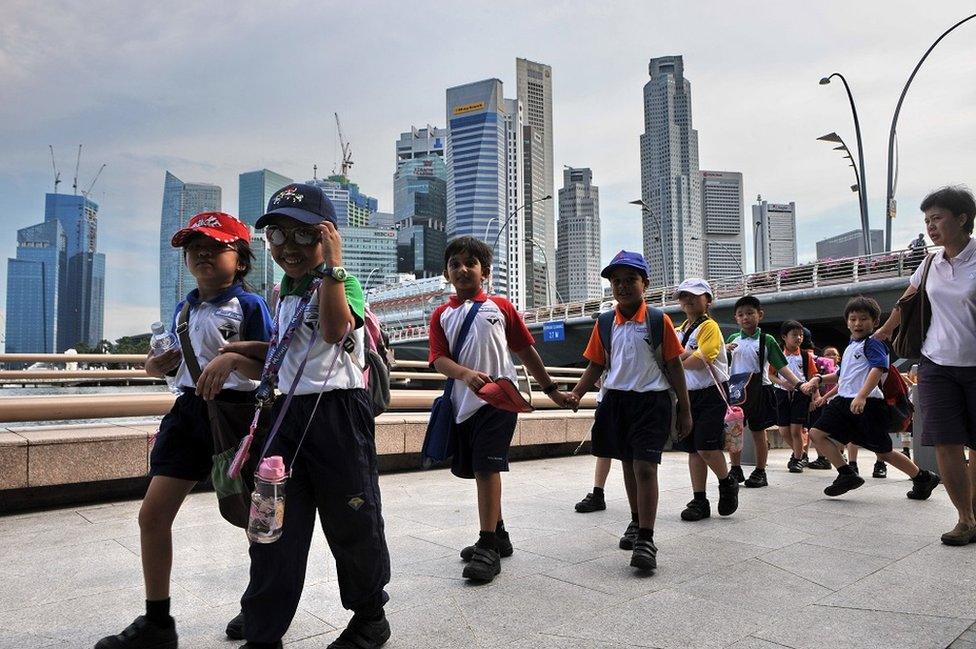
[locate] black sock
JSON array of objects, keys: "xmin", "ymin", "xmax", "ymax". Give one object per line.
[
  {"xmin": 912, "ymin": 469, "xmax": 928, "ymax": 482},
  {"xmin": 145, "ymin": 598, "xmax": 171, "ymax": 626},
  {"xmin": 593, "ymin": 486, "xmax": 605, "ymax": 497},
  {"xmin": 838, "ymin": 464, "xmax": 855, "ymax": 476},
  {"xmin": 354, "ymin": 606, "xmax": 385, "ymax": 622},
  {"xmin": 637, "ymin": 527, "xmax": 654, "ymax": 541},
  {"xmin": 631, "ymin": 511, "xmax": 639, "ymax": 523},
  {"xmin": 495, "ymin": 520, "xmax": 508, "ymax": 537},
  {"xmin": 693, "ymin": 491, "xmax": 707, "ymax": 502},
  {"xmin": 477, "ymin": 530, "xmax": 498, "ymax": 551}
]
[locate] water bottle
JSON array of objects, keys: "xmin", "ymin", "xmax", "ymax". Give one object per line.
[
  {"xmin": 149, "ymin": 322, "xmax": 182, "ymax": 395},
  {"xmin": 247, "ymin": 456, "xmax": 287, "ymax": 544}
]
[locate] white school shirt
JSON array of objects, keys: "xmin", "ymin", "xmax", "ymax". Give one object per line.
[
  {"xmin": 678, "ymin": 318, "xmax": 729, "ymax": 391},
  {"xmin": 727, "ymin": 330, "xmax": 787, "ymax": 386},
  {"xmin": 837, "ymin": 337, "xmax": 889, "ymax": 399},
  {"xmin": 910, "ymin": 237, "xmax": 976, "ymax": 367}
]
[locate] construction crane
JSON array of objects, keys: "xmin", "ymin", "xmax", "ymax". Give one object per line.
[
  {"xmin": 334, "ymin": 112, "xmax": 353, "ymax": 178},
  {"xmin": 73, "ymin": 144, "xmax": 82, "ymax": 194},
  {"xmin": 82, "ymin": 164, "xmax": 106, "ymax": 199},
  {"xmin": 49, "ymin": 145, "xmax": 61, "ymax": 193}
]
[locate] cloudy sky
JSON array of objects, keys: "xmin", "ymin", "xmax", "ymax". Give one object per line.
[{"xmin": 1, "ymin": 1, "xmax": 974, "ymax": 342}]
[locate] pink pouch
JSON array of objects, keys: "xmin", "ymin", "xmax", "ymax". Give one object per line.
[
  {"xmin": 723, "ymin": 406, "xmax": 745, "ymax": 454},
  {"xmin": 227, "ymin": 432, "xmax": 253, "ymax": 479}
]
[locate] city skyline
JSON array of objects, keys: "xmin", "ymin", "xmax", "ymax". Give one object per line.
[{"xmin": 2, "ymin": 2, "xmax": 974, "ymax": 340}]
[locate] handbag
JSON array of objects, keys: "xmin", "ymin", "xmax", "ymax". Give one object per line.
[
  {"xmin": 421, "ymin": 301, "xmax": 483, "ymax": 468},
  {"xmin": 893, "ymin": 253, "xmax": 934, "ymax": 359},
  {"xmin": 704, "ymin": 361, "xmax": 745, "ymax": 454}
]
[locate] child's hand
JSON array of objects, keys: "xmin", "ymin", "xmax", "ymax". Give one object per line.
[
  {"xmin": 799, "ymin": 380, "xmax": 817, "ymax": 396},
  {"xmin": 810, "ymin": 397, "xmax": 823, "ymax": 410},
  {"xmin": 220, "ymin": 341, "xmax": 269, "ymax": 361},
  {"xmin": 549, "ymin": 390, "xmax": 577, "ymax": 410},
  {"xmin": 145, "ymin": 348, "xmax": 180, "ymax": 377},
  {"xmin": 317, "ymin": 221, "xmax": 343, "ymax": 267},
  {"xmin": 462, "ymin": 369, "xmax": 491, "ymax": 393},
  {"xmin": 849, "ymin": 395, "xmax": 867, "ymax": 414},
  {"xmin": 727, "ymin": 342, "xmax": 738, "ymax": 352},
  {"xmin": 196, "ymin": 353, "xmax": 239, "ymax": 400},
  {"xmin": 676, "ymin": 409, "xmax": 693, "ymax": 440}
]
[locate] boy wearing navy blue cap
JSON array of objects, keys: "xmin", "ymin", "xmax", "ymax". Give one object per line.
[
  {"xmin": 239, "ymin": 184, "xmax": 391, "ymax": 649},
  {"xmin": 571, "ymin": 251, "xmax": 692, "ymax": 572}
]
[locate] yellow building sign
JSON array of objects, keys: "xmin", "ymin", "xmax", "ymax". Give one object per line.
[{"xmin": 452, "ymin": 101, "xmax": 485, "ymax": 116}]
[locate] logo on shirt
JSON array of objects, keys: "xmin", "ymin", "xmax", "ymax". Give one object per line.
[
  {"xmin": 216, "ymin": 321, "xmax": 239, "ymax": 341},
  {"xmin": 304, "ymin": 310, "xmax": 319, "ymax": 329},
  {"xmin": 854, "ymin": 353, "xmax": 863, "ymax": 360},
  {"xmin": 485, "ymin": 316, "xmax": 500, "ymax": 326},
  {"xmin": 215, "ymin": 308, "xmax": 243, "ymax": 322}
]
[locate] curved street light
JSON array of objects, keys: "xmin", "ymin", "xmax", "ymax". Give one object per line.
[
  {"xmin": 820, "ymin": 73, "xmax": 871, "ymax": 254},
  {"xmin": 629, "ymin": 199, "xmax": 670, "ymax": 286},
  {"xmin": 884, "ymin": 13, "xmax": 976, "ymax": 250}
]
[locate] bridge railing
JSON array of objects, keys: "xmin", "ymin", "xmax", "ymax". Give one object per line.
[{"xmin": 387, "ymin": 246, "xmax": 932, "ymax": 342}]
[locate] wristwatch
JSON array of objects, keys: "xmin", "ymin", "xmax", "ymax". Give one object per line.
[{"xmin": 310, "ymin": 265, "xmax": 347, "ymax": 282}]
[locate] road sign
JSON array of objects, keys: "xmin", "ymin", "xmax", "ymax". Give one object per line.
[{"xmin": 542, "ymin": 320, "xmax": 565, "ymax": 342}]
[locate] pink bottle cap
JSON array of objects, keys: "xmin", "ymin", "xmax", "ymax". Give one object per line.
[{"xmin": 257, "ymin": 456, "xmax": 286, "ymax": 481}]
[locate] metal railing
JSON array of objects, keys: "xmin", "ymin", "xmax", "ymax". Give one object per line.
[{"xmin": 387, "ymin": 246, "xmax": 932, "ymax": 342}]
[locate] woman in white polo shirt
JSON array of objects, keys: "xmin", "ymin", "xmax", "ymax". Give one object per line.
[{"xmin": 876, "ymin": 186, "xmax": 976, "ymax": 546}]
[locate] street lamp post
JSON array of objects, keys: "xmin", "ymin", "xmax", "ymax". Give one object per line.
[
  {"xmin": 629, "ymin": 199, "xmax": 669, "ymax": 286},
  {"xmin": 884, "ymin": 13, "xmax": 976, "ymax": 251},
  {"xmin": 530, "ymin": 239, "xmax": 562, "ymax": 305},
  {"xmin": 487, "ymin": 194, "xmax": 552, "ymax": 305},
  {"xmin": 820, "ymin": 73, "xmax": 871, "ymax": 254},
  {"xmin": 691, "ymin": 236, "xmax": 744, "ymax": 277},
  {"xmin": 364, "ymin": 266, "xmax": 382, "ymax": 292}
]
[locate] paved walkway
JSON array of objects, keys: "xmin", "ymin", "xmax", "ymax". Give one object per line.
[{"xmin": 3, "ymin": 450, "xmax": 976, "ymax": 649}]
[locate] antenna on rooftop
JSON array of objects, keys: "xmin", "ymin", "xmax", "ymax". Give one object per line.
[
  {"xmin": 313, "ymin": 164, "xmax": 318, "ymax": 180},
  {"xmin": 49, "ymin": 145, "xmax": 62, "ymax": 194}
]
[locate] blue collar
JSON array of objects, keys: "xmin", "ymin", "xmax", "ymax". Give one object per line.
[{"xmin": 185, "ymin": 282, "xmax": 246, "ymax": 307}]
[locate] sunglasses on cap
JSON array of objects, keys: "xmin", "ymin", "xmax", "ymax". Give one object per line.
[{"xmin": 265, "ymin": 225, "xmax": 320, "ymax": 246}]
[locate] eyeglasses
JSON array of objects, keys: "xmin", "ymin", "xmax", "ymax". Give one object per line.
[
  {"xmin": 265, "ymin": 225, "xmax": 319, "ymax": 246},
  {"xmin": 185, "ymin": 240, "xmax": 237, "ymax": 254}
]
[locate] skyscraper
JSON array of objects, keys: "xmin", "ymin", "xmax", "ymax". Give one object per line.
[
  {"xmin": 238, "ymin": 169, "xmax": 293, "ymax": 226},
  {"xmin": 700, "ymin": 170, "xmax": 745, "ymax": 278},
  {"xmin": 503, "ymin": 98, "xmax": 526, "ymax": 309},
  {"xmin": 446, "ymin": 79, "xmax": 508, "ymax": 293},
  {"xmin": 556, "ymin": 167, "xmax": 602, "ymax": 302},
  {"xmin": 5, "ymin": 220, "xmax": 65, "ymax": 354},
  {"xmin": 815, "ymin": 229, "xmax": 884, "ymax": 260},
  {"xmin": 754, "ymin": 199, "xmax": 797, "ymax": 272},
  {"xmin": 516, "ymin": 58, "xmax": 555, "ymax": 303},
  {"xmin": 396, "ymin": 126, "xmax": 446, "ymax": 163},
  {"xmin": 45, "ymin": 193, "xmax": 105, "ymax": 349},
  {"xmin": 159, "ymin": 171, "xmax": 221, "ymax": 321},
  {"xmin": 640, "ymin": 55, "xmax": 703, "ymax": 287},
  {"xmin": 393, "ymin": 154, "xmax": 447, "ymax": 279},
  {"xmin": 341, "ymin": 227, "xmax": 398, "ymax": 291}
]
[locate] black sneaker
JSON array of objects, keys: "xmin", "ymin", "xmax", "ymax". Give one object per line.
[
  {"xmin": 717, "ymin": 475, "xmax": 740, "ymax": 516},
  {"xmin": 680, "ymin": 498, "xmax": 710, "ymax": 521},
  {"xmin": 460, "ymin": 534, "xmax": 513, "ymax": 561},
  {"xmin": 787, "ymin": 457, "xmax": 803, "ymax": 473},
  {"xmin": 744, "ymin": 468, "xmax": 768, "ymax": 488},
  {"xmin": 575, "ymin": 491, "xmax": 607, "ymax": 513},
  {"xmin": 327, "ymin": 610, "xmax": 391, "ymax": 649},
  {"xmin": 907, "ymin": 471, "xmax": 942, "ymax": 501},
  {"xmin": 239, "ymin": 643, "xmax": 283, "ymax": 649},
  {"xmin": 728, "ymin": 465, "xmax": 746, "ymax": 484},
  {"xmin": 824, "ymin": 473, "xmax": 865, "ymax": 497},
  {"xmin": 630, "ymin": 539, "xmax": 658, "ymax": 571},
  {"xmin": 872, "ymin": 462, "xmax": 887, "ymax": 479},
  {"xmin": 800, "ymin": 453, "xmax": 810, "ymax": 468},
  {"xmin": 849, "ymin": 461, "xmax": 859, "ymax": 475},
  {"xmin": 807, "ymin": 456, "xmax": 832, "ymax": 470},
  {"xmin": 461, "ymin": 546, "xmax": 501, "ymax": 582},
  {"xmin": 94, "ymin": 616, "xmax": 178, "ymax": 649},
  {"xmin": 619, "ymin": 520, "xmax": 639, "ymax": 550},
  {"xmin": 225, "ymin": 610, "xmax": 244, "ymax": 640}
]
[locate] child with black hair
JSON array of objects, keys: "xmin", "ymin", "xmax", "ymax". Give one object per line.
[
  {"xmin": 96, "ymin": 212, "xmax": 271, "ymax": 649},
  {"xmin": 801, "ymin": 296, "xmax": 942, "ymax": 499},
  {"xmin": 772, "ymin": 320, "xmax": 817, "ymax": 473},
  {"xmin": 429, "ymin": 236, "xmax": 575, "ymax": 583}
]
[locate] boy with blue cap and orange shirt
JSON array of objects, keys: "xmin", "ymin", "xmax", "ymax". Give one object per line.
[{"xmin": 570, "ymin": 251, "xmax": 692, "ymax": 572}]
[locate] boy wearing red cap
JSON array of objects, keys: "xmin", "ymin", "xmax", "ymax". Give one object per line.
[
  {"xmin": 96, "ymin": 212, "xmax": 272, "ymax": 649},
  {"xmin": 570, "ymin": 251, "xmax": 692, "ymax": 572}
]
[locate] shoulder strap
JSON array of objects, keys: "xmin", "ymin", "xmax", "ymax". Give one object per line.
[
  {"xmin": 645, "ymin": 306, "xmax": 668, "ymax": 377},
  {"xmin": 439, "ymin": 300, "xmax": 483, "ymax": 400},
  {"xmin": 919, "ymin": 253, "xmax": 935, "ymax": 290},
  {"xmin": 176, "ymin": 302, "xmax": 203, "ymax": 384},
  {"xmin": 597, "ymin": 310, "xmax": 615, "ymax": 368},
  {"xmin": 680, "ymin": 315, "xmax": 708, "ymax": 347},
  {"xmin": 758, "ymin": 328, "xmax": 766, "ymax": 370}
]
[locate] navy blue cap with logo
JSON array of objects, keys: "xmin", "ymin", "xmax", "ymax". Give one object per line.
[
  {"xmin": 255, "ymin": 183, "xmax": 337, "ymax": 229},
  {"xmin": 601, "ymin": 250, "xmax": 650, "ymax": 280}
]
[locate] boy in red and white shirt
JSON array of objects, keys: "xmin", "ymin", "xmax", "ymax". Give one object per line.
[{"xmin": 429, "ymin": 236, "xmax": 575, "ymax": 583}]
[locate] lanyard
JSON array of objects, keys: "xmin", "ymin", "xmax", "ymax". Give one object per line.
[{"xmin": 255, "ymin": 279, "xmax": 323, "ymax": 403}]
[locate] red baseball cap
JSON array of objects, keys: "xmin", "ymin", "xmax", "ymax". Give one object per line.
[
  {"xmin": 477, "ymin": 377, "xmax": 534, "ymax": 414},
  {"xmin": 171, "ymin": 212, "xmax": 251, "ymax": 247}
]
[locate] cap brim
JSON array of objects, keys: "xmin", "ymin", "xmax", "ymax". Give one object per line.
[
  {"xmin": 171, "ymin": 227, "xmax": 246, "ymax": 247},
  {"xmin": 673, "ymin": 287, "xmax": 710, "ymax": 297},
  {"xmin": 600, "ymin": 262, "xmax": 648, "ymax": 280},
  {"xmin": 255, "ymin": 207, "xmax": 326, "ymax": 229},
  {"xmin": 477, "ymin": 378, "xmax": 534, "ymax": 414}
]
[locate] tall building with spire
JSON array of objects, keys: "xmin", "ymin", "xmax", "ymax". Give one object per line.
[{"xmin": 640, "ymin": 55, "xmax": 703, "ymax": 287}]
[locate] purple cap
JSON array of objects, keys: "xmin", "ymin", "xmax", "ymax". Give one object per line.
[{"xmin": 601, "ymin": 250, "xmax": 650, "ymax": 280}]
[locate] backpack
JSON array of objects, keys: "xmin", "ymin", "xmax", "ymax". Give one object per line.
[
  {"xmin": 881, "ymin": 363, "xmax": 914, "ymax": 433},
  {"xmin": 361, "ymin": 306, "xmax": 392, "ymax": 416}
]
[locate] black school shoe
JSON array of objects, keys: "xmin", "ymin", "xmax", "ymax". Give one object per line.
[
  {"xmin": 807, "ymin": 456, "xmax": 832, "ymax": 470},
  {"xmin": 619, "ymin": 520, "xmax": 639, "ymax": 550},
  {"xmin": 717, "ymin": 475, "xmax": 740, "ymax": 516},
  {"xmin": 94, "ymin": 616, "xmax": 178, "ymax": 649},
  {"xmin": 575, "ymin": 491, "xmax": 607, "ymax": 513},
  {"xmin": 744, "ymin": 468, "xmax": 768, "ymax": 488},
  {"xmin": 460, "ymin": 533, "xmax": 513, "ymax": 561},
  {"xmin": 824, "ymin": 473, "xmax": 865, "ymax": 497},
  {"xmin": 787, "ymin": 456, "xmax": 804, "ymax": 473},
  {"xmin": 872, "ymin": 461, "xmax": 888, "ymax": 479},
  {"xmin": 462, "ymin": 546, "xmax": 501, "ymax": 582},
  {"xmin": 630, "ymin": 539, "xmax": 658, "ymax": 571},
  {"xmin": 680, "ymin": 498, "xmax": 710, "ymax": 521},
  {"xmin": 327, "ymin": 611, "xmax": 391, "ymax": 649},
  {"xmin": 238, "ymin": 642, "xmax": 282, "ymax": 649},
  {"xmin": 728, "ymin": 465, "xmax": 746, "ymax": 483},
  {"xmin": 907, "ymin": 470, "xmax": 942, "ymax": 500},
  {"xmin": 226, "ymin": 610, "xmax": 245, "ymax": 640}
]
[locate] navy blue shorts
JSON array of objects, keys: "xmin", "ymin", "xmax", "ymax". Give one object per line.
[
  {"xmin": 917, "ymin": 357, "xmax": 976, "ymax": 449},
  {"xmin": 775, "ymin": 389, "xmax": 811, "ymax": 427},
  {"xmin": 591, "ymin": 389, "xmax": 672, "ymax": 463},
  {"xmin": 812, "ymin": 397, "xmax": 893, "ymax": 453},
  {"xmin": 150, "ymin": 389, "xmax": 255, "ymax": 482},
  {"xmin": 673, "ymin": 385, "xmax": 727, "ymax": 453},
  {"xmin": 452, "ymin": 405, "xmax": 518, "ymax": 479}
]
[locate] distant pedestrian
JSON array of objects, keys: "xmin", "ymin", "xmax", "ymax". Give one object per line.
[{"xmin": 771, "ymin": 320, "xmax": 817, "ymax": 473}]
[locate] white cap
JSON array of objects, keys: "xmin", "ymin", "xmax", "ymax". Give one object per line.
[{"xmin": 673, "ymin": 278, "xmax": 713, "ymax": 298}]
